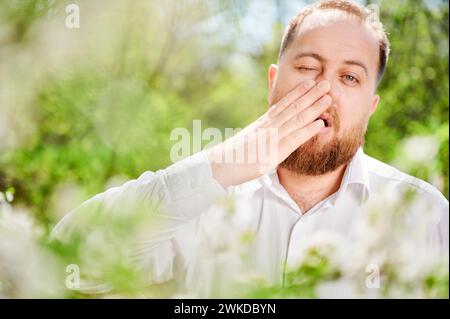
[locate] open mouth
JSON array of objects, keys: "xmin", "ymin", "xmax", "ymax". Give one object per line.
[{"xmin": 316, "ymin": 114, "xmax": 331, "ymax": 128}]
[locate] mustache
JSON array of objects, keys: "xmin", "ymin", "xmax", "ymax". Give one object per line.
[{"xmin": 324, "ymin": 105, "xmax": 340, "ymax": 131}]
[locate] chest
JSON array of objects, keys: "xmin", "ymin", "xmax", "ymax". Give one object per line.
[{"xmin": 247, "ymin": 190, "xmax": 363, "ymax": 284}]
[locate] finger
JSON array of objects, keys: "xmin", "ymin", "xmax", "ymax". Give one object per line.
[
  {"xmin": 267, "ymin": 79, "xmax": 316, "ymax": 118},
  {"xmin": 278, "ymin": 119, "xmax": 325, "ymax": 159},
  {"xmin": 274, "ymin": 80, "xmax": 331, "ymax": 127},
  {"xmin": 278, "ymin": 94, "xmax": 332, "ymax": 139}
]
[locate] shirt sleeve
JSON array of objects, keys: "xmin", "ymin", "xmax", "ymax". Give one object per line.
[
  {"xmin": 432, "ymin": 193, "xmax": 449, "ymax": 252},
  {"xmin": 51, "ymin": 150, "xmax": 227, "ymax": 288}
]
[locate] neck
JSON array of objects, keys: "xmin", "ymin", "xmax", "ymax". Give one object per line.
[{"xmin": 277, "ymin": 164, "xmax": 347, "ymax": 214}]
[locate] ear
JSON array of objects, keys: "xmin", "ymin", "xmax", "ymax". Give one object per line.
[
  {"xmin": 369, "ymin": 94, "xmax": 380, "ymax": 117},
  {"xmin": 268, "ymin": 64, "xmax": 278, "ymax": 91}
]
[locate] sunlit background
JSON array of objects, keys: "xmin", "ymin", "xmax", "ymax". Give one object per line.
[{"xmin": 0, "ymin": 0, "xmax": 448, "ymax": 298}]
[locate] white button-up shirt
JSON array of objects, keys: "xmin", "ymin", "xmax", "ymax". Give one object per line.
[{"xmin": 53, "ymin": 147, "xmax": 449, "ymax": 295}]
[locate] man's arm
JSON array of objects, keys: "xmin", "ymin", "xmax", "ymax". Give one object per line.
[
  {"xmin": 51, "ymin": 150, "xmax": 226, "ymax": 286},
  {"xmin": 51, "ymin": 79, "xmax": 332, "ymax": 286},
  {"xmin": 53, "ymin": 78, "xmax": 331, "ymax": 237},
  {"xmin": 52, "ymin": 149, "xmax": 227, "ymax": 236}
]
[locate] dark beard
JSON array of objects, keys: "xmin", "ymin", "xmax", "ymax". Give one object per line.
[{"xmin": 279, "ymin": 119, "xmax": 367, "ymax": 175}]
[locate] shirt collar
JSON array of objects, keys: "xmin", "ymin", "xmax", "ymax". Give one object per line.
[
  {"xmin": 262, "ymin": 147, "xmax": 371, "ymax": 210},
  {"xmin": 335, "ymin": 147, "xmax": 371, "ymax": 205}
]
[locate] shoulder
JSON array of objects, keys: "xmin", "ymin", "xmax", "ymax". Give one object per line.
[
  {"xmin": 363, "ymin": 153, "xmax": 449, "ymax": 250},
  {"xmin": 363, "ymin": 153, "xmax": 448, "ymax": 209}
]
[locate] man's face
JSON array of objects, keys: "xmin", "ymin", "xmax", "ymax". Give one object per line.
[{"xmin": 269, "ymin": 12, "xmax": 381, "ymax": 175}]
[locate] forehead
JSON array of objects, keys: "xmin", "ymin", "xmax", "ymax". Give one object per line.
[{"xmin": 285, "ymin": 10, "xmax": 379, "ymax": 75}]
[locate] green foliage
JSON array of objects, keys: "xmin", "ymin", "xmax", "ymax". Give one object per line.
[
  {"xmin": 0, "ymin": 0, "xmax": 447, "ymax": 299},
  {"xmin": 365, "ymin": 0, "xmax": 449, "ymax": 196},
  {"xmin": 0, "ymin": 0, "xmax": 447, "ymax": 235}
]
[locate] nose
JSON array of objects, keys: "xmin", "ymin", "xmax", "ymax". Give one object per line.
[{"xmin": 315, "ymin": 73, "xmax": 342, "ymax": 105}]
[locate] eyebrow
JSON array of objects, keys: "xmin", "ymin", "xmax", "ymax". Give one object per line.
[{"xmin": 293, "ymin": 52, "xmax": 369, "ymax": 77}]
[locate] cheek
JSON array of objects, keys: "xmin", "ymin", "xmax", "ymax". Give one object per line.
[
  {"xmin": 275, "ymin": 67, "xmax": 311, "ymax": 94},
  {"xmin": 270, "ymin": 77, "xmax": 297, "ymax": 105},
  {"xmin": 336, "ymin": 100, "xmax": 371, "ymax": 130},
  {"xmin": 269, "ymin": 85, "xmax": 283, "ymax": 106}
]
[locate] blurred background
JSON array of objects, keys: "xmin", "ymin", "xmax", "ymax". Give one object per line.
[{"xmin": 0, "ymin": 0, "xmax": 448, "ymax": 231}]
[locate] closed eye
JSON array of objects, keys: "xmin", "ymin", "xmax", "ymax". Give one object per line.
[{"xmin": 297, "ymin": 67, "xmax": 319, "ymax": 72}]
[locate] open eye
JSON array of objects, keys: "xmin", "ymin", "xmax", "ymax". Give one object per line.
[{"xmin": 342, "ymin": 74, "xmax": 359, "ymax": 85}]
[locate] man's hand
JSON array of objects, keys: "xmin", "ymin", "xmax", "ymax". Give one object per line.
[{"xmin": 207, "ymin": 79, "xmax": 332, "ymax": 188}]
